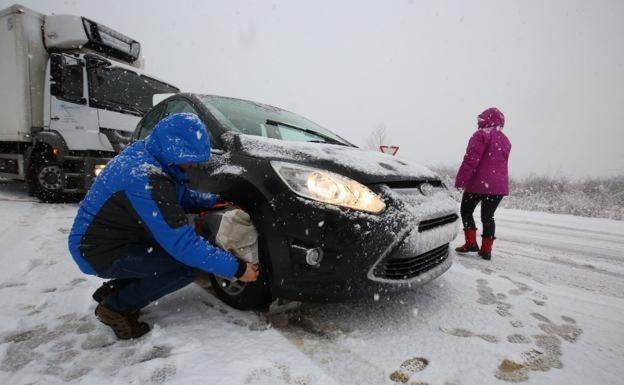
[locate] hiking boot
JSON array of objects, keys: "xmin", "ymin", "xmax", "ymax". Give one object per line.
[
  {"xmin": 95, "ymin": 303, "xmax": 150, "ymax": 340},
  {"xmin": 455, "ymin": 228, "xmax": 479, "ymax": 253},
  {"xmin": 93, "ymin": 281, "xmax": 142, "ymax": 319},
  {"xmin": 479, "ymin": 236, "xmax": 495, "ymax": 260}
]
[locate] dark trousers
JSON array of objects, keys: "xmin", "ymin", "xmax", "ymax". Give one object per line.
[
  {"xmin": 460, "ymin": 192, "xmax": 504, "ymax": 237},
  {"xmin": 97, "ymin": 244, "xmax": 198, "ymax": 312}
]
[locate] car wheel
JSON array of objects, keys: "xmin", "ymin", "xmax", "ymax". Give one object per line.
[
  {"xmin": 207, "ymin": 270, "xmax": 272, "ymax": 310},
  {"xmin": 197, "ymin": 215, "xmax": 273, "ymax": 310}
]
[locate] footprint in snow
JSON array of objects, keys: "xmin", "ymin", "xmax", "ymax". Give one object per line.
[
  {"xmin": 509, "ymin": 320, "xmax": 524, "ymax": 328},
  {"xmin": 494, "ymin": 336, "xmax": 564, "ymax": 383},
  {"xmin": 499, "ymin": 275, "xmax": 533, "ymax": 296},
  {"xmin": 507, "ymin": 334, "xmax": 531, "ymax": 344},
  {"xmin": 149, "ymin": 363, "xmax": 177, "ymax": 385},
  {"xmin": 494, "ymin": 315, "xmax": 582, "ymax": 382},
  {"xmin": 245, "ymin": 362, "xmax": 313, "ymax": 385},
  {"xmin": 439, "ymin": 327, "xmax": 499, "ymax": 343},
  {"xmin": 475, "ymin": 279, "xmax": 515, "ymax": 317},
  {"xmin": 137, "ymin": 344, "xmax": 173, "ymax": 363},
  {"xmin": 530, "ymin": 313, "xmax": 582, "ymax": 343},
  {"xmin": 389, "ymin": 357, "xmax": 430, "ymax": 384}
]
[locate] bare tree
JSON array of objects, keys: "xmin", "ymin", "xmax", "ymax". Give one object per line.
[{"xmin": 366, "ymin": 123, "xmax": 389, "ymax": 151}]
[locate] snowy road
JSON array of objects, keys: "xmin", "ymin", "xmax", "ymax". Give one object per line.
[{"xmin": 0, "ymin": 180, "xmax": 623, "ymax": 385}]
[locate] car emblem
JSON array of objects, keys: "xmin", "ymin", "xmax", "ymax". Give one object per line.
[{"xmin": 419, "ymin": 183, "xmax": 435, "ymax": 196}]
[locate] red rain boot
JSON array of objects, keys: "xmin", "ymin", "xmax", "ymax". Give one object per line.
[
  {"xmin": 479, "ymin": 236, "xmax": 495, "ymax": 260},
  {"xmin": 455, "ymin": 228, "xmax": 479, "ymax": 253}
]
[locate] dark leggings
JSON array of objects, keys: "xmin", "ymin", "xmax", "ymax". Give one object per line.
[{"xmin": 460, "ymin": 193, "xmax": 504, "ymax": 237}]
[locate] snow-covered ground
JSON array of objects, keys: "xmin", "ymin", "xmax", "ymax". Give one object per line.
[{"xmin": 0, "ymin": 179, "xmax": 623, "ymax": 385}]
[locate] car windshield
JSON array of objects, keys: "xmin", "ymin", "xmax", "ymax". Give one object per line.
[{"xmin": 198, "ymin": 95, "xmax": 353, "ymax": 146}]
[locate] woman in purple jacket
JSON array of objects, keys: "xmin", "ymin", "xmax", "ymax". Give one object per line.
[{"xmin": 454, "ymin": 107, "xmax": 511, "ymax": 260}]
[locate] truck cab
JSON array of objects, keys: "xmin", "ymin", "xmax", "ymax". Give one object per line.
[{"xmin": 0, "ymin": 4, "xmax": 178, "ymax": 202}]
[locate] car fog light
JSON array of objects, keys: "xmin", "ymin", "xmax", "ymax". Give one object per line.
[{"xmin": 305, "ymin": 248, "xmax": 323, "ymax": 267}]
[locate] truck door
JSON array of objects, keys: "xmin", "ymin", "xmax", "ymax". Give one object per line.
[{"xmin": 49, "ymin": 54, "xmax": 101, "ymax": 151}]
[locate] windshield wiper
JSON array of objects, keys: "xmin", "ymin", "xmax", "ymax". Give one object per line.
[{"xmin": 265, "ymin": 119, "xmax": 347, "ymax": 146}]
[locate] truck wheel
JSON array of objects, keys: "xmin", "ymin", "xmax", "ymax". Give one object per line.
[{"xmin": 29, "ymin": 152, "xmax": 65, "ymax": 203}]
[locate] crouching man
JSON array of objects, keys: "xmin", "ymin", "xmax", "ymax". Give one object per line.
[{"xmin": 68, "ymin": 113, "xmax": 259, "ymax": 339}]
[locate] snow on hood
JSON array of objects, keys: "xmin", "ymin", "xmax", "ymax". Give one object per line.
[
  {"xmin": 145, "ymin": 113, "xmax": 211, "ymax": 166},
  {"xmin": 235, "ymin": 134, "xmax": 438, "ymax": 183}
]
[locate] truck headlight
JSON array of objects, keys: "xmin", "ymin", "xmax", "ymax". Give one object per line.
[
  {"xmin": 94, "ymin": 164, "xmax": 106, "ymax": 177},
  {"xmin": 271, "ymin": 161, "xmax": 386, "ymax": 214}
]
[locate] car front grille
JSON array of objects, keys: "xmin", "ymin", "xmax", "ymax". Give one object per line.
[
  {"xmin": 373, "ymin": 244, "xmax": 449, "ymax": 281},
  {"xmin": 418, "ymin": 214, "xmax": 459, "ymax": 232}
]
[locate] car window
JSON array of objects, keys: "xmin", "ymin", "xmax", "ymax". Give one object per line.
[
  {"xmin": 163, "ymin": 99, "xmax": 198, "ymax": 118},
  {"xmin": 162, "ymin": 100, "xmax": 217, "ymax": 148},
  {"xmin": 198, "ymin": 95, "xmax": 353, "ymax": 146},
  {"xmin": 137, "ymin": 104, "xmax": 164, "ymax": 139}
]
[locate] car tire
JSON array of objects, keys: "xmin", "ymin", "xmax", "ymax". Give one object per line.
[
  {"xmin": 198, "ymin": 216, "xmax": 273, "ymax": 310},
  {"xmin": 207, "ymin": 270, "xmax": 272, "ymax": 311}
]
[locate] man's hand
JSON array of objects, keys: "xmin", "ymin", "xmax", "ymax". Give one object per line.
[{"xmin": 238, "ymin": 263, "xmax": 260, "ymax": 282}]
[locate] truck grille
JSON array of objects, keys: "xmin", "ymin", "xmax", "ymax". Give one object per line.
[
  {"xmin": 373, "ymin": 244, "xmax": 449, "ymax": 280},
  {"xmin": 418, "ymin": 214, "xmax": 458, "ymax": 232}
]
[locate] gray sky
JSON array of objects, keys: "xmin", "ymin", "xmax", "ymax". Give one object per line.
[{"xmin": 5, "ymin": 0, "xmax": 624, "ymax": 178}]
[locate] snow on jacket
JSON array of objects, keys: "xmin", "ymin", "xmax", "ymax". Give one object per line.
[
  {"xmin": 455, "ymin": 126, "xmax": 512, "ymax": 196},
  {"xmin": 68, "ymin": 113, "xmax": 244, "ymax": 278}
]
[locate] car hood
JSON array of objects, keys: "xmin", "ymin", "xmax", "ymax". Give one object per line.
[{"xmin": 230, "ymin": 134, "xmax": 439, "ymax": 184}]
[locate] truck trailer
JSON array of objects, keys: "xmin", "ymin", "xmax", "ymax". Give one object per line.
[{"xmin": 0, "ymin": 4, "xmax": 178, "ymax": 202}]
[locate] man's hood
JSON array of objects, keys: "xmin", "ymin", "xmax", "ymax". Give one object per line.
[
  {"xmin": 145, "ymin": 113, "xmax": 211, "ymax": 167},
  {"xmin": 232, "ymin": 134, "xmax": 439, "ymax": 184}
]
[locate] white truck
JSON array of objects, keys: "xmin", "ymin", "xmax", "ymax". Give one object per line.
[{"xmin": 0, "ymin": 4, "xmax": 178, "ymax": 202}]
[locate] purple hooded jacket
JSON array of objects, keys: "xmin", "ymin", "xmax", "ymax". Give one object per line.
[{"xmin": 455, "ymin": 108, "xmax": 512, "ymax": 195}]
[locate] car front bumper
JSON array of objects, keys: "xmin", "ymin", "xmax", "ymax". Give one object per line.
[{"xmin": 262, "ymin": 184, "xmax": 460, "ymax": 302}]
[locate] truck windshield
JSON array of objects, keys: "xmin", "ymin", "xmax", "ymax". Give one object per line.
[
  {"xmin": 88, "ymin": 66, "xmax": 178, "ymax": 115},
  {"xmin": 198, "ymin": 95, "xmax": 353, "ymax": 146}
]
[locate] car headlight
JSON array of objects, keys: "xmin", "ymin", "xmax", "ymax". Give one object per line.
[
  {"xmin": 271, "ymin": 161, "xmax": 386, "ymax": 214},
  {"xmin": 93, "ymin": 164, "xmax": 106, "ymax": 177}
]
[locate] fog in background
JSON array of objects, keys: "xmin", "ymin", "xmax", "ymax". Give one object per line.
[{"xmin": 3, "ymin": 0, "xmax": 623, "ymax": 178}]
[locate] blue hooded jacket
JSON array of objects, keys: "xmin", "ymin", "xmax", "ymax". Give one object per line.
[{"xmin": 68, "ymin": 113, "xmax": 242, "ymax": 278}]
